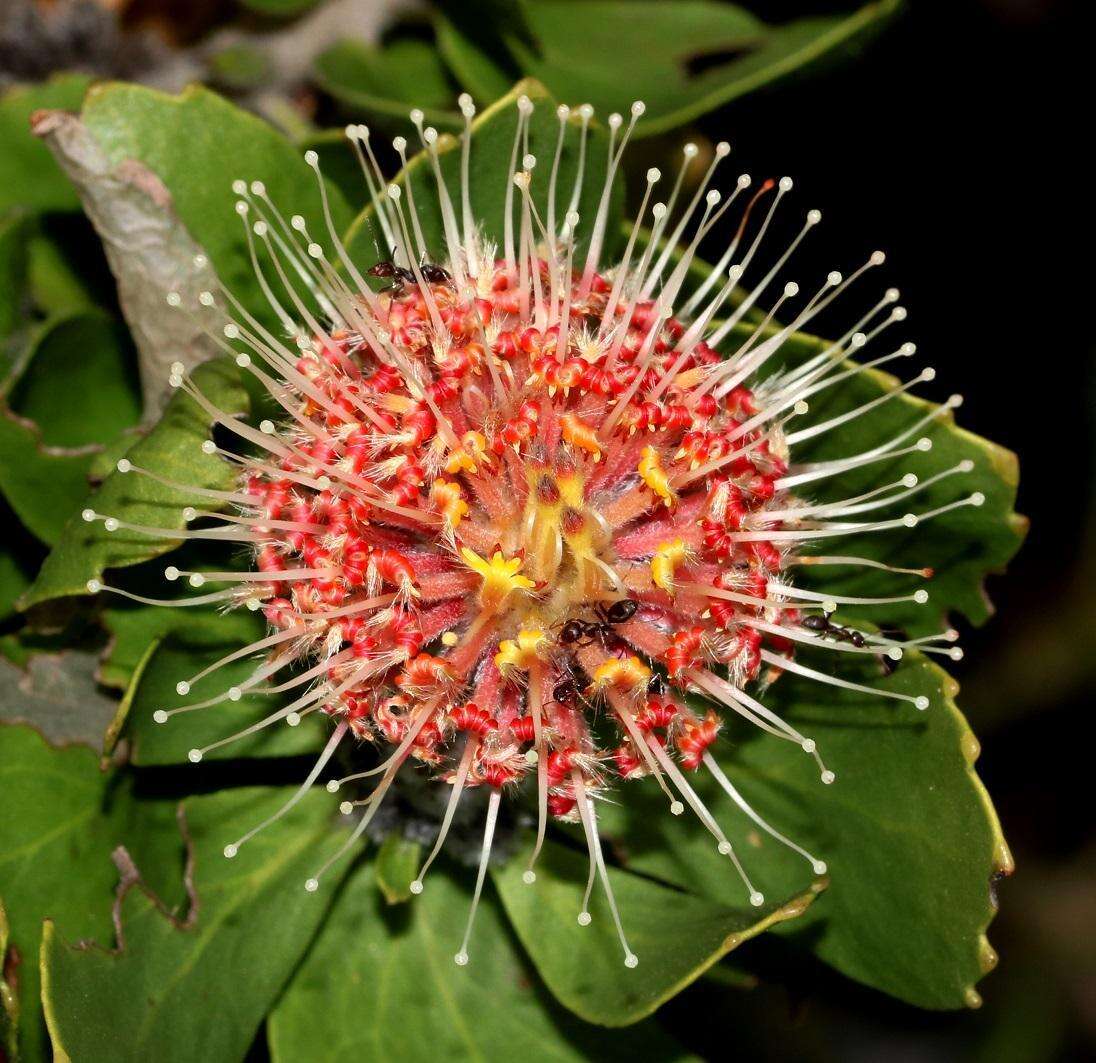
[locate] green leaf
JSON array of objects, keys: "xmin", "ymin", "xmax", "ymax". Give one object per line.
[
  {"xmin": 40, "ymin": 786, "xmax": 352, "ymax": 1063},
  {"xmin": 344, "ymin": 79, "xmax": 625, "ymax": 269},
  {"xmin": 436, "ymin": 0, "xmax": 541, "ymax": 58},
  {"xmin": 8, "ymin": 310, "xmax": 140, "ymax": 447},
  {"xmin": 98, "ymin": 602, "xmax": 196, "ymax": 692},
  {"xmin": 79, "ymin": 83, "xmax": 354, "ymax": 334},
  {"xmin": 0, "ymin": 210, "xmax": 30, "ymax": 343},
  {"xmin": 435, "ymin": 13, "xmax": 516, "ymax": 104},
  {"xmin": 238, "ymin": 0, "xmax": 323, "ymax": 15},
  {"xmin": 121, "ymin": 608, "xmax": 328, "ymax": 765},
  {"xmin": 725, "ymin": 323, "xmax": 1025, "ymax": 634},
  {"xmin": 207, "ymin": 44, "xmax": 275, "ymax": 93},
  {"xmin": 313, "ymin": 39, "xmax": 462, "ymax": 132},
  {"xmin": 18, "ymin": 357, "xmax": 247, "ymax": 609},
  {"xmin": 269, "ymin": 861, "xmax": 697, "ymax": 1061},
  {"xmin": 25, "ymin": 223, "xmax": 104, "ymax": 317},
  {"xmin": 504, "ymin": 1, "xmax": 902, "ymax": 138},
  {"xmin": 0, "ymin": 310, "xmax": 142, "ymax": 545},
  {"xmin": 0, "ymin": 76, "xmax": 93, "ymax": 215},
  {"xmin": 0, "ymin": 406, "xmax": 97, "ymax": 546},
  {"xmin": 594, "ymin": 652, "xmax": 1010, "ymax": 1009},
  {"xmin": 0, "ymin": 725, "xmax": 181, "ymax": 1061},
  {"xmin": 495, "ymin": 839, "xmax": 816, "ymax": 1026},
  {"xmin": 0, "ymin": 649, "xmax": 120, "ymax": 748},
  {"xmin": 373, "ymin": 831, "xmax": 421, "ymax": 904},
  {"xmin": 0, "ymin": 540, "xmax": 34, "ymax": 622}
]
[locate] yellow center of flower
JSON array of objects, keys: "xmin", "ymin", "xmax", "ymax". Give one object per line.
[{"xmin": 460, "ymin": 547, "xmax": 537, "ymax": 612}]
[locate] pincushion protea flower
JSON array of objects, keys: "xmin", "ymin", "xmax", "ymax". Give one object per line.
[{"xmin": 84, "ymin": 91, "xmax": 981, "ymax": 970}]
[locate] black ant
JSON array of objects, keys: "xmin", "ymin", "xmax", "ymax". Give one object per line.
[
  {"xmin": 366, "ymin": 258, "xmax": 452, "ymax": 293},
  {"xmin": 801, "ymin": 608, "xmax": 867, "ymax": 648},
  {"xmin": 420, "ymin": 262, "xmax": 453, "ymax": 285},
  {"xmin": 547, "ymin": 673, "xmax": 580, "ymax": 707},
  {"xmin": 558, "ymin": 598, "xmax": 638, "ymax": 653}
]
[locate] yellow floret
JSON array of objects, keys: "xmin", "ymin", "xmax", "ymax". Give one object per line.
[
  {"xmin": 589, "ymin": 655, "xmax": 652, "ymax": 693},
  {"xmin": 445, "ymin": 431, "xmax": 489, "ymax": 475},
  {"xmin": 431, "ymin": 478, "xmax": 468, "ymax": 527},
  {"xmin": 495, "ymin": 628, "xmax": 550, "ymax": 672},
  {"xmin": 651, "ymin": 538, "xmax": 689, "ymax": 592},
  {"xmin": 638, "ymin": 446, "xmax": 676, "ymax": 507},
  {"xmin": 460, "ymin": 547, "xmax": 536, "ymax": 611}
]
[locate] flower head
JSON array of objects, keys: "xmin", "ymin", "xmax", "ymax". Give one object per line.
[{"xmin": 87, "ymin": 90, "xmax": 978, "ymax": 969}]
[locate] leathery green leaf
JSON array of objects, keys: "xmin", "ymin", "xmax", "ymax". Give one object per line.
[
  {"xmin": 80, "ymin": 83, "xmax": 353, "ymax": 334},
  {"xmin": 733, "ymin": 323, "xmax": 1026, "ymax": 635},
  {"xmin": 373, "ymin": 832, "xmax": 422, "ymax": 905},
  {"xmin": 269, "ymin": 861, "xmax": 698, "ymax": 1060},
  {"xmin": 0, "ymin": 310, "xmax": 142, "ymax": 545},
  {"xmin": 0, "ymin": 75, "xmax": 93, "ymax": 214},
  {"xmin": 595, "ymin": 652, "xmax": 1010, "ymax": 1009},
  {"xmin": 0, "ymin": 210, "xmax": 30, "ymax": 344},
  {"xmin": 434, "ymin": 13, "xmax": 515, "ymax": 105},
  {"xmin": 313, "ymin": 38, "xmax": 461, "ymax": 132},
  {"xmin": 121, "ymin": 608, "xmax": 328, "ymax": 765},
  {"xmin": 505, "ymin": 1, "xmax": 902, "ymax": 138},
  {"xmin": 40, "ymin": 786, "xmax": 352, "ymax": 1063},
  {"xmin": 18, "ymin": 357, "xmax": 247, "ymax": 610},
  {"xmin": 0, "ymin": 408, "xmax": 96, "ymax": 546},
  {"xmin": 344, "ymin": 79, "xmax": 625, "ymax": 271},
  {"xmin": 0, "ymin": 725, "xmax": 181, "ymax": 1061},
  {"xmin": 8, "ymin": 310, "xmax": 141, "ymax": 447},
  {"xmin": 495, "ymin": 839, "xmax": 817, "ymax": 1026}
]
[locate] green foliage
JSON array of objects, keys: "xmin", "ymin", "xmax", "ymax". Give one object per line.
[
  {"xmin": 9, "ymin": 311, "xmax": 140, "ymax": 447},
  {"xmin": 19, "ymin": 358, "xmax": 246, "ymax": 608},
  {"xmin": 80, "ymin": 83, "xmax": 354, "ymax": 334},
  {"xmin": 40, "ymin": 787, "xmax": 352, "ymax": 1063},
  {"xmin": 122, "ymin": 608, "xmax": 328, "ymax": 765},
  {"xmin": 0, "ymin": 212, "xmax": 30, "ymax": 342},
  {"xmin": 373, "ymin": 831, "xmax": 422, "ymax": 904},
  {"xmin": 725, "ymin": 323, "xmax": 1025, "ymax": 635},
  {"xmin": 237, "ymin": 0, "xmax": 323, "ymax": 15},
  {"xmin": 323, "ymin": 2, "xmax": 902, "ymax": 138},
  {"xmin": 496, "ymin": 839, "xmax": 817, "ymax": 1025},
  {"xmin": 0, "ymin": 311, "xmax": 141, "ymax": 545},
  {"xmin": 313, "ymin": 39, "xmax": 462, "ymax": 131},
  {"xmin": 595, "ymin": 654, "xmax": 1009, "ymax": 1008},
  {"xmin": 0, "ymin": 409, "xmax": 96, "ymax": 546},
  {"xmin": 207, "ymin": 45, "xmax": 275, "ymax": 94},
  {"xmin": 268, "ymin": 861, "xmax": 696, "ymax": 1061},
  {"xmin": 435, "ymin": 13, "xmax": 516, "ymax": 104},
  {"xmin": 0, "ymin": 726, "xmax": 182, "ymax": 1061},
  {"xmin": 0, "ymin": 76, "xmax": 93, "ymax": 215},
  {"xmin": 504, "ymin": 0, "xmax": 903, "ymax": 136}
]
